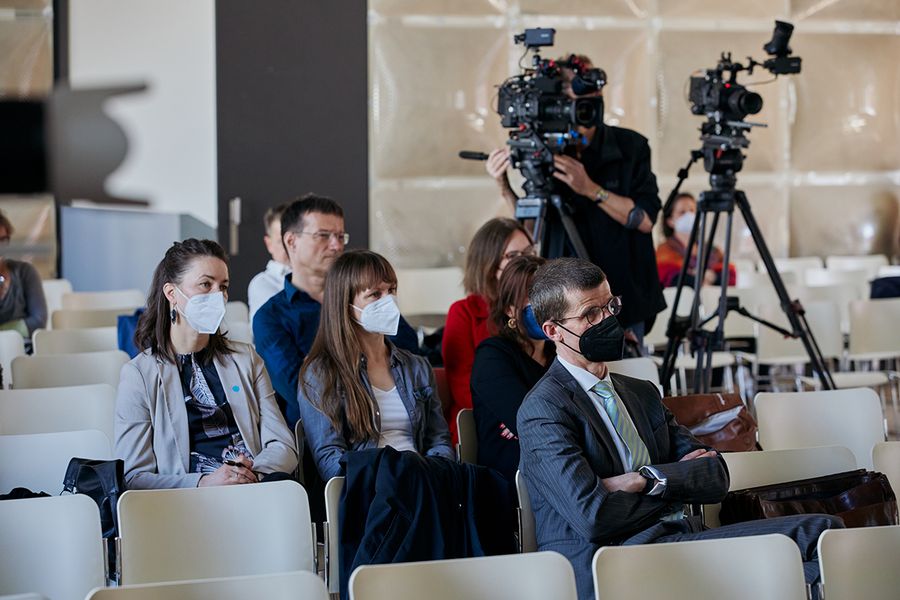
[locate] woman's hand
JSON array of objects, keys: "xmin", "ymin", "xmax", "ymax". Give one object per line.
[{"xmin": 199, "ymin": 455, "xmax": 256, "ymax": 486}]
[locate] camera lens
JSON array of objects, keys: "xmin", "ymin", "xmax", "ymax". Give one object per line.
[{"xmin": 728, "ymin": 90, "xmax": 763, "ymax": 116}]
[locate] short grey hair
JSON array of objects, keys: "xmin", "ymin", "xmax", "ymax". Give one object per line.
[{"xmin": 529, "ymin": 258, "xmax": 607, "ymax": 325}]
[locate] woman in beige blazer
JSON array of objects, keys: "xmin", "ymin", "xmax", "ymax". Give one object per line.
[{"xmin": 115, "ymin": 239, "xmax": 297, "ymax": 489}]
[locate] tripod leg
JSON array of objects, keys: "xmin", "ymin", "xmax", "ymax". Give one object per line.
[{"xmin": 550, "ymin": 195, "xmax": 591, "ymax": 260}]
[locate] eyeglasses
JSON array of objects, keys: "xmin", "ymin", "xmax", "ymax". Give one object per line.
[
  {"xmin": 296, "ymin": 230, "xmax": 350, "ymax": 245},
  {"xmin": 555, "ymin": 296, "xmax": 623, "ymax": 326},
  {"xmin": 503, "ymin": 245, "xmax": 537, "ymax": 261}
]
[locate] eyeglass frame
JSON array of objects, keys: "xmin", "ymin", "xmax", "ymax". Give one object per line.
[
  {"xmin": 553, "ymin": 295, "xmax": 623, "ymax": 326},
  {"xmin": 502, "ymin": 245, "xmax": 537, "ymax": 262},
  {"xmin": 292, "ymin": 230, "xmax": 350, "ymax": 245}
]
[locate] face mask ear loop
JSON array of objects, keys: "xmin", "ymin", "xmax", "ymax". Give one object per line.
[{"xmin": 552, "ymin": 321, "xmax": 585, "ymax": 356}]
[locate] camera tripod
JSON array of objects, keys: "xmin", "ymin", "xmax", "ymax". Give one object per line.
[
  {"xmin": 516, "ymin": 193, "xmax": 591, "ymax": 260},
  {"xmin": 658, "ymin": 152, "xmax": 835, "ymax": 395}
]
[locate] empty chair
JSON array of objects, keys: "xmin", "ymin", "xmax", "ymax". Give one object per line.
[
  {"xmin": 223, "ymin": 320, "xmax": 253, "ymax": 344},
  {"xmin": 606, "ymin": 357, "xmax": 660, "ymax": 385},
  {"xmin": 117, "ymin": 480, "xmax": 315, "ymax": 584},
  {"xmin": 644, "ymin": 288, "xmax": 695, "ymax": 351},
  {"xmin": 516, "ymin": 470, "xmax": 537, "ymax": 553},
  {"xmin": 324, "ymin": 476, "xmax": 344, "ymax": 594},
  {"xmin": 0, "ymin": 330, "xmax": 25, "ymax": 389},
  {"xmin": 11, "ymin": 350, "xmax": 129, "ymax": 389},
  {"xmin": 61, "ymin": 289, "xmax": 144, "ymax": 311},
  {"xmin": 877, "ymin": 265, "xmax": 900, "ymax": 278},
  {"xmin": 395, "ymin": 267, "xmax": 464, "ymax": 317},
  {"xmin": 85, "ymin": 570, "xmax": 329, "ymax": 600},
  {"xmin": 32, "ymin": 327, "xmax": 118, "ymax": 354},
  {"xmin": 817, "ymin": 525, "xmax": 900, "ymax": 600},
  {"xmin": 847, "ymin": 298, "xmax": 900, "ymax": 362},
  {"xmin": 0, "ymin": 384, "xmax": 116, "ymax": 441},
  {"xmin": 224, "ymin": 300, "xmax": 250, "ymax": 324},
  {"xmin": 0, "ymin": 495, "xmax": 105, "ymax": 600},
  {"xmin": 804, "ymin": 268, "xmax": 870, "ymax": 299},
  {"xmin": 41, "ymin": 278, "xmax": 73, "ymax": 318},
  {"xmin": 592, "ymin": 534, "xmax": 808, "ymax": 600},
  {"xmin": 872, "ymin": 441, "xmax": 900, "ymax": 495},
  {"xmin": 794, "ymin": 284, "xmax": 861, "ymax": 335},
  {"xmin": 755, "ymin": 388, "xmax": 885, "ymax": 469},
  {"xmin": 0, "ymin": 429, "xmax": 111, "ymax": 495},
  {"xmin": 767, "ymin": 256, "xmax": 824, "ymax": 285},
  {"xmin": 52, "ymin": 307, "xmax": 136, "ymax": 330},
  {"xmin": 826, "ymin": 254, "xmax": 888, "ymax": 281},
  {"xmin": 349, "ymin": 551, "xmax": 577, "ymax": 600},
  {"xmin": 738, "ymin": 269, "xmax": 798, "ymax": 289},
  {"xmin": 456, "ymin": 408, "xmax": 477, "ymax": 464},
  {"xmin": 702, "ymin": 446, "xmax": 857, "ymax": 528}
]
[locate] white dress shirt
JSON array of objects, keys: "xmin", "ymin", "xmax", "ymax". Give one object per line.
[{"xmin": 248, "ymin": 260, "xmax": 291, "ymax": 321}]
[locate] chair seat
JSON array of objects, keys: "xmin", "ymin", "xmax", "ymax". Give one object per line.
[
  {"xmin": 799, "ymin": 371, "xmax": 891, "ymax": 389},
  {"xmin": 734, "ymin": 351, "xmax": 808, "ymax": 367},
  {"xmin": 651, "ymin": 352, "xmax": 736, "ymax": 369}
]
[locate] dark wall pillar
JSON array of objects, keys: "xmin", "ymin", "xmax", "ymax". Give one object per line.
[{"xmin": 216, "ymin": 0, "xmax": 369, "ymax": 303}]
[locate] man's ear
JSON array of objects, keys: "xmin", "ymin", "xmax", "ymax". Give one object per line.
[
  {"xmin": 282, "ymin": 231, "xmax": 295, "ymax": 255},
  {"xmin": 543, "ymin": 320, "xmax": 563, "ymax": 342}
]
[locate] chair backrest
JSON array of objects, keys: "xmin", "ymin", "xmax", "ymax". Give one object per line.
[
  {"xmin": 85, "ymin": 570, "xmax": 329, "ymax": 600},
  {"xmin": 606, "ymin": 357, "xmax": 660, "ymax": 385},
  {"xmin": 11, "ymin": 350, "xmax": 129, "ymax": 389},
  {"xmin": 456, "ymin": 408, "xmax": 478, "ymax": 464},
  {"xmin": 0, "ymin": 429, "xmax": 112, "ymax": 495},
  {"xmin": 223, "ymin": 321, "xmax": 253, "ymax": 344},
  {"xmin": 877, "ymin": 265, "xmax": 900, "ymax": 278},
  {"xmin": 61, "ymin": 289, "xmax": 144, "ymax": 311},
  {"xmin": 52, "ymin": 307, "xmax": 136, "ymax": 330},
  {"xmin": 0, "ymin": 495, "xmax": 105, "ymax": 600},
  {"xmin": 826, "ymin": 254, "xmax": 888, "ymax": 280},
  {"xmin": 769, "ymin": 256, "xmax": 824, "ymax": 279},
  {"xmin": 872, "ymin": 442, "xmax": 900, "ymax": 496},
  {"xmin": 755, "ymin": 301, "xmax": 843, "ymax": 363},
  {"xmin": 702, "ymin": 446, "xmax": 857, "ymax": 528},
  {"xmin": 804, "ymin": 268, "xmax": 870, "ymax": 299},
  {"xmin": 592, "ymin": 534, "xmax": 807, "ymax": 600},
  {"xmin": 794, "ymin": 284, "xmax": 861, "ymax": 335},
  {"xmin": 348, "ymin": 551, "xmax": 577, "ymax": 600},
  {"xmin": 0, "ymin": 330, "xmax": 26, "ymax": 389},
  {"xmin": 395, "ymin": 267, "xmax": 464, "ymax": 316},
  {"xmin": 739, "ymin": 269, "xmax": 798, "ymax": 289},
  {"xmin": 755, "ymin": 388, "xmax": 885, "ymax": 469},
  {"xmin": 0, "ymin": 384, "xmax": 116, "ymax": 441},
  {"xmin": 699, "ymin": 286, "xmax": 757, "ymax": 338},
  {"xmin": 32, "ymin": 327, "xmax": 119, "ymax": 354},
  {"xmin": 848, "ymin": 298, "xmax": 900, "ymax": 359},
  {"xmin": 117, "ymin": 480, "xmax": 315, "ymax": 585},
  {"xmin": 293, "ymin": 419, "xmax": 306, "ymax": 485},
  {"xmin": 818, "ymin": 526, "xmax": 900, "ymax": 600},
  {"xmin": 324, "ymin": 476, "xmax": 345, "ymax": 594},
  {"xmin": 433, "ymin": 366, "xmax": 452, "ymax": 421},
  {"xmin": 41, "ymin": 278, "xmax": 73, "ymax": 318},
  {"xmin": 224, "ymin": 300, "xmax": 250, "ymax": 323},
  {"xmin": 516, "ymin": 470, "xmax": 537, "ymax": 553}
]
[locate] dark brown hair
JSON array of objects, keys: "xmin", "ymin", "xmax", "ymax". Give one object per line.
[
  {"xmin": 662, "ymin": 192, "xmax": 696, "ymax": 238},
  {"xmin": 280, "ymin": 193, "xmax": 344, "ymax": 239},
  {"xmin": 530, "ymin": 257, "xmax": 607, "ymax": 326},
  {"xmin": 300, "ymin": 249, "xmax": 398, "ymax": 444},
  {"xmin": 463, "ymin": 217, "xmax": 531, "ymax": 302},
  {"xmin": 0, "ymin": 210, "xmax": 14, "ymax": 237},
  {"xmin": 263, "ymin": 202, "xmax": 291, "ymax": 232},
  {"xmin": 134, "ymin": 238, "xmax": 233, "ymax": 363},
  {"xmin": 491, "ymin": 255, "xmax": 549, "ymax": 355}
]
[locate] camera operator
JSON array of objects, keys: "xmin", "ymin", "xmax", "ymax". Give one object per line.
[{"xmin": 485, "ymin": 55, "xmax": 665, "ymax": 345}]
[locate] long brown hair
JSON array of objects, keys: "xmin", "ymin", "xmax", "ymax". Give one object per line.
[
  {"xmin": 491, "ymin": 255, "xmax": 547, "ymax": 355},
  {"xmin": 134, "ymin": 238, "xmax": 233, "ymax": 364},
  {"xmin": 463, "ymin": 217, "xmax": 531, "ymax": 303},
  {"xmin": 300, "ymin": 249, "xmax": 398, "ymax": 444}
]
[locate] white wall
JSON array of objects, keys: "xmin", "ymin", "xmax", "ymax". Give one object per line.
[{"xmin": 68, "ymin": 0, "xmax": 217, "ymax": 227}]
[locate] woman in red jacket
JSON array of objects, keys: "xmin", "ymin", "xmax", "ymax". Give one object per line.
[{"xmin": 442, "ymin": 218, "xmax": 533, "ymax": 443}]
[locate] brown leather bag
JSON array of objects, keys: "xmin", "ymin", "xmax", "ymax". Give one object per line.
[
  {"xmin": 662, "ymin": 393, "xmax": 758, "ymax": 452},
  {"xmin": 719, "ymin": 469, "xmax": 898, "ymax": 528}
]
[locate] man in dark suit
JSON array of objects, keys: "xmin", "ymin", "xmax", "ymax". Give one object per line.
[{"xmin": 518, "ymin": 257, "xmax": 842, "ymax": 600}]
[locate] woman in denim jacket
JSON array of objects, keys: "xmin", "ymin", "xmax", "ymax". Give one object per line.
[{"xmin": 297, "ymin": 250, "xmax": 453, "ymax": 480}]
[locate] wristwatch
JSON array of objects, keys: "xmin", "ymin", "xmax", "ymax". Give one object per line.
[{"xmin": 594, "ymin": 186, "xmax": 610, "ymax": 204}]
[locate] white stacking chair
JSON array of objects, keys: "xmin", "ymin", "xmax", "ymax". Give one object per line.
[
  {"xmin": 224, "ymin": 300, "xmax": 250, "ymax": 324},
  {"xmin": 0, "ymin": 330, "xmax": 26, "ymax": 389},
  {"xmin": 395, "ymin": 267, "xmax": 464, "ymax": 317},
  {"xmin": 52, "ymin": 307, "xmax": 136, "ymax": 330},
  {"xmin": 644, "ymin": 287, "xmax": 694, "ymax": 353},
  {"xmin": 348, "ymin": 551, "xmax": 577, "ymax": 600},
  {"xmin": 817, "ymin": 525, "xmax": 900, "ymax": 600},
  {"xmin": 738, "ymin": 269, "xmax": 798, "ymax": 290},
  {"xmin": 804, "ymin": 268, "xmax": 870, "ymax": 299},
  {"xmin": 32, "ymin": 327, "xmax": 119, "ymax": 354},
  {"xmin": 0, "ymin": 429, "xmax": 111, "ymax": 495},
  {"xmin": 11, "ymin": 350, "xmax": 129, "ymax": 389},
  {"xmin": 117, "ymin": 480, "xmax": 316, "ymax": 585},
  {"xmin": 794, "ymin": 284, "xmax": 861, "ymax": 335},
  {"xmin": 755, "ymin": 388, "xmax": 886, "ymax": 469},
  {"xmin": 592, "ymin": 534, "xmax": 808, "ymax": 600},
  {"xmin": 61, "ymin": 289, "xmax": 144, "ymax": 311},
  {"xmin": 826, "ymin": 254, "xmax": 889, "ymax": 281},
  {"xmin": 767, "ymin": 256, "xmax": 824, "ymax": 284},
  {"xmin": 876, "ymin": 265, "xmax": 900, "ymax": 278},
  {"xmin": 607, "ymin": 357, "xmax": 660, "ymax": 384},
  {"xmin": 0, "ymin": 384, "xmax": 116, "ymax": 441},
  {"xmin": 85, "ymin": 570, "xmax": 329, "ymax": 600},
  {"xmin": 456, "ymin": 408, "xmax": 478, "ymax": 464},
  {"xmin": 872, "ymin": 441, "xmax": 900, "ymax": 496},
  {"xmin": 324, "ymin": 476, "xmax": 344, "ymax": 594},
  {"xmin": 223, "ymin": 320, "xmax": 253, "ymax": 344},
  {"xmin": 730, "ymin": 258, "xmax": 756, "ymax": 288},
  {"xmin": 516, "ymin": 470, "xmax": 537, "ymax": 553},
  {"xmin": 0, "ymin": 495, "xmax": 106, "ymax": 600},
  {"xmin": 41, "ymin": 278, "xmax": 73, "ymax": 320},
  {"xmin": 847, "ymin": 298, "xmax": 900, "ymax": 363},
  {"xmin": 701, "ymin": 446, "xmax": 857, "ymax": 528}
]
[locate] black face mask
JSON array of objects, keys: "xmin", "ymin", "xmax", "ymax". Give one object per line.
[{"xmin": 557, "ymin": 315, "xmax": 625, "ymax": 363}]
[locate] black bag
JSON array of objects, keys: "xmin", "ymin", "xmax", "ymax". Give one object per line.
[{"xmin": 63, "ymin": 458, "xmax": 126, "ymax": 539}]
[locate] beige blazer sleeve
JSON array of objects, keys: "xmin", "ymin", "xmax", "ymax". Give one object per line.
[{"xmin": 243, "ymin": 344, "xmax": 298, "ymax": 475}]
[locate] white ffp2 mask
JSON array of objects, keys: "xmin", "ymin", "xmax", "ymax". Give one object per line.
[
  {"xmin": 674, "ymin": 211, "xmax": 696, "ymax": 235},
  {"xmin": 176, "ymin": 287, "xmax": 226, "ymax": 334},
  {"xmin": 352, "ymin": 294, "xmax": 401, "ymax": 336}
]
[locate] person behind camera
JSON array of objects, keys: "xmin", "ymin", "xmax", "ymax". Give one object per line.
[
  {"xmin": 0, "ymin": 210, "xmax": 47, "ymax": 338},
  {"xmin": 115, "ymin": 239, "xmax": 297, "ymax": 489},
  {"xmin": 485, "ymin": 54, "xmax": 665, "ymax": 345},
  {"xmin": 656, "ymin": 192, "xmax": 736, "ymax": 288},
  {"xmin": 470, "ymin": 254, "xmax": 554, "ymax": 485},
  {"xmin": 517, "ymin": 257, "xmax": 842, "ymax": 600},
  {"xmin": 442, "ymin": 217, "xmax": 534, "ymax": 443},
  {"xmin": 298, "ymin": 249, "xmax": 453, "ymax": 481}
]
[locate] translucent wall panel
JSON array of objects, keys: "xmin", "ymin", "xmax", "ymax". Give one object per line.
[
  {"xmin": 791, "ymin": 0, "xmax": 900, "ymax": 21},
  {"xmin": 0, "ymin": 196, "xmax": 57, "ymax": 278},
  {"xmin": 0, "ymin": 17, "xmax": 52, "ymax": 96},
  {"xmin": 658, "ymin": 0, "xmax": 786, "ymax": 19},
  {"xmin": 791, "ymin": 33, "xmax": 900, "ymax": 172},
  {"xmin": 370, "ymin": 0, "xmax": 506, "ymax": 16},
  {"xmin": 518, "ymin": 0, "xmax": 650, "ymax": 17}
]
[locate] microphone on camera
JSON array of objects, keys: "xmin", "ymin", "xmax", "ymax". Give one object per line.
[{"xmin": 458, "ymin": 151, "xmax": 489, "ymax": 161}]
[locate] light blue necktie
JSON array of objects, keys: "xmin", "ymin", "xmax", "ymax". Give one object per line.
[{"xmin": 591, "ymin": 380, "xmax": 651, "ymax": 470}]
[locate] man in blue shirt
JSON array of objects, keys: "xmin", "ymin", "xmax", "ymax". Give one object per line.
[{"xmin": 252, "ymin": 194, "xmax": 418, "ymax": 426}]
